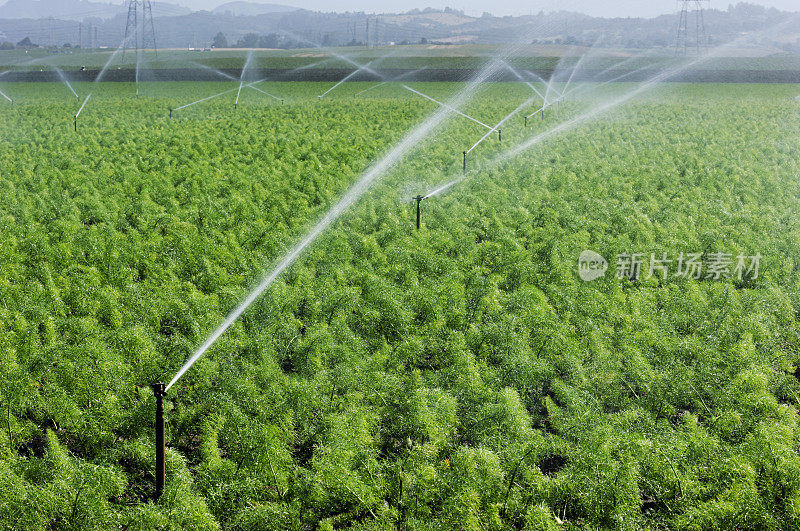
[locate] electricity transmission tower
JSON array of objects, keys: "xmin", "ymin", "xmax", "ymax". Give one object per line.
[
  {"xmin": 675, "ymin": 0, "xmax": 710, "ymax": 55},
  {"xmin": 123, "ymin": 0, "xmax": 157, "ymax": 62}
]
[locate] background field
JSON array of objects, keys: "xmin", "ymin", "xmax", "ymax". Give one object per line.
[
  {"xmin": 1, "ymin": 81, "xmax": 800, "ymax": 529},
  {"xmin": 3, "ymin": 45, "xmax": 800, "ymax": 72}
]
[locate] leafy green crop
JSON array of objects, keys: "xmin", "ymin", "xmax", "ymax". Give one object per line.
[{"xmin": 1, "ymin": 80, "xmax": 799, "ymax": 529}]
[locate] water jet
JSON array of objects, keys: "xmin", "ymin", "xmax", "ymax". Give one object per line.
[{"xmin": 74, "ymin": 94, "xmax": 91, "ymax": 132}]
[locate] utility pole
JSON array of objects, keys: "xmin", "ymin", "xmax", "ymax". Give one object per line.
[
  {"xmin": 675, "ymin": 0, "xmax": 710, "ymax": 55},
  {"xmin": 142, "ymin": 0, "xmax": 157, "ymax": 55},
  {"xmin": 79, "ymin": 22, "xmax": 82, "ymax": 49},
  {"xmin": 123, "ymin": 0, "xmax": 157, "ymax": 62},
  {"xmin": 123, "ymin": 0, "xmax": 138, "ymax": 61}
]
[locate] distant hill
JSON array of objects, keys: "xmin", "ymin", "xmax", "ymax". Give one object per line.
[
  {"xmin": 0, "ymin": 2, "xmax": 796, "ymax": 53},
  {"xmin": 211, "ymin": 2, "xmax": 299, "ymax": 17},
  {"xmin": 0, "ymin": 0, "xmax": 190, "ymax": 20}
]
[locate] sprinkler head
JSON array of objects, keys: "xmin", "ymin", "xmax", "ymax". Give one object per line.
[
  {"xmin": 151, "ymin": 382, "xmax": 166, "ymax": 397},
  {"xmin": 414, "ymin": 195, "xmax": 424, "ymax": 230}
]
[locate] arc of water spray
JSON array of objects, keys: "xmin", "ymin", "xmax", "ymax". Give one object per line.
[
  {"xmin": 466, "ymin": 95, "xmax": 538, "ymax": 156},
  {"xmin": 526, "ymin": 70, "xmax": 562, "ymax": 108},
  {"xmin": 525, "ymin": 102, "xmax": 551, "ymax": 120},
  {"xmin": 70, "ymin": 32, "xmax": 137, "ymax": 115},
  {"xmin": 247, "ymin": 81, "xmax": 283, "ymax": 102},
  {"xmin": 187, "ymin": 62, "xmax": 283, "ymax": 102},
  {"xmin": 512, "ymin": 67, "xmax": 699, "ymax": 161},
  {"xmin": 536, "ymin": 79, "xmax": 572, "ymax": 115},
  {"xmin": 543, "ymin": 50, "xmax": 577, "ymax": 106},
  {"xmin": 0, "ymin": 69, "xmax": 14, "ymax": 101},
  {"xmin": 0, "ymin": 50, "xmax": 77, "ymax": 88},
  {"xmin": 425, "ymin": 27, "xmax": 789, "ymax": 201},
  {"xmin": 235, "ymin": 82, "xmax": 244, "ymax": 107},
  {"xmin": 558, "ymin": 37, "xmax": 602, "ymax": 99},
  {"xmin": 165, "ymin": 5, "xmax": 603, "ymax": 389},
  {"xmin": 95, "ymin": 34, "xmax": 134, "ymax": 84},
  {"xmin": 286, "ymin": 56, "xmax": 339, "ymax": 75},
  {"xmin": 541, "ymin": 37, "xmax": 606, "ymax": 106},
  {"xmin": 554, "ymin": 51, "xmax": 677, "ymax": 103},
  {"xmin": 548, "ymin": 36, "xmax": 647, "ymax": 105},
  {"xmin": 502, "ymin": 61, "xmax": 544, "ymax": 100},
  {"xmin": 235, "ymin": 50, "xmax": 256, "ymax": 108},
  {"xmin": 75, "ymin": 94, "xmax": 91, "ymax": 118},
  {"xmin": 354, "ymin": 68, "xmax": 430, "ymax": 97},
  {"xmin": 136, "ymin": 45, "xmax": 142, "ymax": 96},
  {"xmin": 355, "ymin": 80, "xmax": 388, "ymax": 97},
  {"xmin": 551, "ymin": 66, "xmax": 645, "ymax": 105},
  {"xmin": 430, "ymin": 66, "xmax": 686, "ymax": 198},
  {"xmin": 559, "ymin": 54, "xmax": 588, "ymax": 98},
  {"xmin": 172, "ymin": 78, "xmax": 270, "ymax": 112},
  {"xmin": 280, "ymin": 30, "xmax": 386, "ymax": 80},
  {"xmin": 53, "ymin": 66, "xmax": 79, "ymax": 99},
  {"xmin": 403, "ymin": 85, "xmax": 497, "ymax": 132},
  {"xmin": 188, "ymin": 61, "xmax": 238, "ymax": 81},
  {"xmin": 522, "ymin": 54, "xmax": 677, "ymax": 119},
  {"xmin": 525, "ymin": 84, "xmax": 572, "ymax": 120},
  {"xmin": 165, "ymin": 58, "xmax": 511, "ymax": 392},
  {"xmin": 318, "ymin": 61, "xmax": 375, "ymax": 99},
  {"xmin": 165, "ymin": 105, "xmax": 450, "ymax": 390},
  {"xmin": 74, "ymin": 94, "xmax": 92, "ymax": 129},
  {"xmin": 174, "ymin": 86, "xmax": 241, "ymax": 111},
  {"xmin": 320, "ymin": 47, "xmax": 409, "ymax": 99},
  {"xmin": 524, "ymin": 70, "xmax": 558, "ymax": 93},
  {"xmin": 526, "ymin": 91, "xmax": 570, "ymax": 119}
]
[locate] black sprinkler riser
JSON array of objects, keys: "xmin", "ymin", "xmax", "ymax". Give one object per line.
[{"xmin": 151, "ymin": 382, "xmax": 166, "ymax": 499}]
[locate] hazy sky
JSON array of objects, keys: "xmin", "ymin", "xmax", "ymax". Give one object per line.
[{"xmin": 177, "ymin": 0, "xmax": 800, "ymax": 18}]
